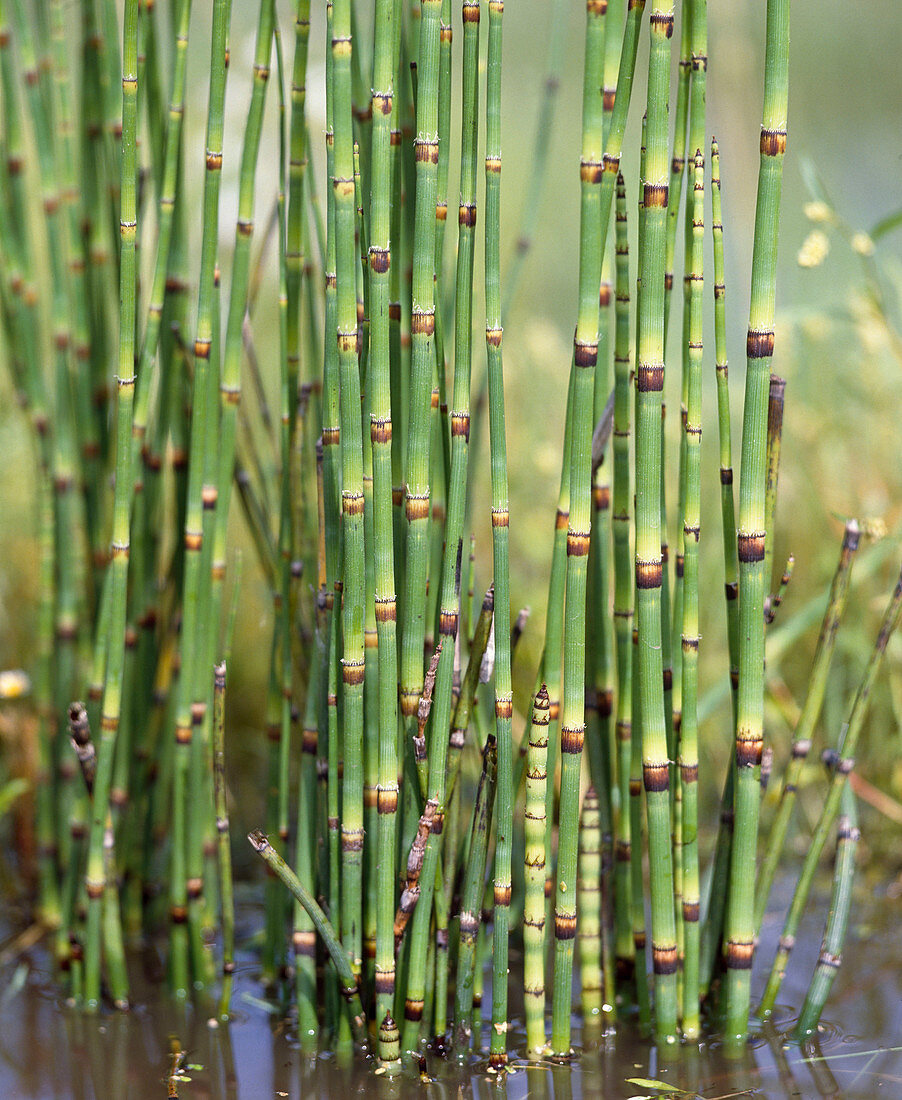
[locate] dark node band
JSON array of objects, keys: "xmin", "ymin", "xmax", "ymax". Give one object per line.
[
  {"xmin": 636, "ymin": 557, "xmax": 663, "ymax": 589},
  {"xmin": 370, "ymin": 416, "xmax": 392, "ymax": 444},
  {"xmin": 760, "ymin": 127, "xmax": 787, "ymax": 157},
  {"xmin": 405, "ymin": 493, "xmax": 430, "ymax": 521},
  {"xmin": 637, "ymin": 362, "xmax": 664, "ymax": 392},
  {"xmin": 554, "ymin": 912, "xmax": 577, "ymax": 940},
  {"xmin": 451, "ymin": 412, "xmax": 470, "ymax": 439},
  {"xmin": 414, "ymin": 138, "xmax": 439, "ymax": 164},
  {"xmin": 342, "ymin": 659, "xmax": 365, "ymax": 686},
  {"xmin": 747, "ymin": 328, "xmax": 775, "ymax": 359},
  {"xmin": 495, "ymin": 697, "xmax": 513, "ymax": 720},
  {"xmin": 649, "ymin": 10, "xmax": 674, "ymax": 36},
  {"xmin": 735, "ymin": 732, "xmax": 764, "ymax": 768},
  {"xmin": 574, "ymin": 339, "xmax": 598, "ymax": 368},
  {"xmin": 374, "ymin": 971, "xmax": 396, "ymax": 996},
  {"xmin": 580, "ymin": 158, "xmax": 604, "ymax": 184},
  {"xmin": 410, "ymin": 308, "xmax": 436, "ymax": 336},
  {"xmin": 644, "ymin": 181, "xmax": 669, "ymax": 207},
  {"xmin": 561, "ymin": 725, "xmax": 585, "ymax": 754},
  {"xmin": 458, "ymin": 202, "xmax": 477, "ymax": 227},
  {"xmin": 726, "ymin": 940, "xmax": 755, "ymax": 969},
  {"xmin": 439, "ymin": 609, "xmax": 458, "ymax": 637},
  {"xmin": 369, "ymin": 246, "xmax": 390, "ymax": 274},
  {"xmin": 494, "ymin": 883, "xmax": 512, "ymax": 906},
  {"xmin": 342, "ymin": 491, "xmax": 365, "ymax": 516},
  {"xmin": 737, "ymin": 531, "xmax": 766, "ymax": 562},
  {"xmin": 567, "ymin": 531, "xmax": 590, "ymax": 557},
  {"xmin": 643, "ymin": 762, "xmax": 669, "ymax": 794},
  {"xmin": 653, "ymin": 944, "xmax": 679, "ymax": 974}
]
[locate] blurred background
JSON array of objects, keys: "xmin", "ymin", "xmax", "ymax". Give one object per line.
[{"xmin": 0, "ymin": 0, "xmax": 900, "ymax": 873}]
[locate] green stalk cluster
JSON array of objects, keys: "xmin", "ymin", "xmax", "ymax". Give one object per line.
[{"xmin": 2, "ymin": 0, "xmax": 886, "ymax": 1070}]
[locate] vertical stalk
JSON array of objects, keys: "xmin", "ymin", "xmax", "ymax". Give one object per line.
[
  {"xmin": 697, "ymin": 138, "xmax": 739, "ymax": 997},
  {"xmin": 679, "ymin": 150, "xmax": 704, "ymax": 1039},
  {"xmin": 550, "ymin": 0, "xmax": 605, "ymax": 1057},
  {"xmin": 578, "ymin": 787, "xmax": 603, "ymax": 1025},
  {"xmin": 452, "ymin": 733, "xmax": 497, "ymax": 1052},
  {"xmin": 710, "ymin": 138, "xmax": 739, "ymax": 705},
  {"xmin": 635, "ymin": 0, "xmax": 677, "ymax": 1044},
  {"xmin": 212, "ymin": 0, "xmax": 275, "ymax": 651},
  {"xmin": 332, "ymin": 0, "xmax": 368, "ymax": 985},
  {"xmin": 484, "ymin": 0, "xmax": 511, "ymax": 1065},
  {"xmin": 396, "ymin": 0, "xmax": 443, "ymax": 1052},
  {"xmin": 83, "ymin": 0, "xmax": 139, "ymax": 1012},
  {"xmin": 133, "ymin": 0, "xmax": 192, "ymax": 462},
  {"xmin": 169, "ymin": 0, "xmax": 232, "ymax": 997},
  {"xmin": 793, "ymin": 784, "xmax": 859, "ymax": 1040},
  {"xmin": 763, "ymin": 374, "xmax": 786, "ymax": 612},
  {"xmin": 398, "ymin": 0, "xmax": 441, "ymax": 730},
  {"xmin": 552, "ymin": 0, "xmax": 644, "ymax": 1055},
  {"xmin": 368, "ymin": 0, "xmax": 401, "ymax": 1038},
  {"xmin": 611, "ymin": 171, "xmax": 634, "ymax": 986},
  {"xmin": 524, "ymin": 686, "xmax": 549, "ymax": 1056},
  {"xmin": 725, "ymin": 0, "xmax": 789, "ymax": 1041},
  {"xmin": 212, "ymin": 662, "xmax": 234, "ymax": 1020},
  {"xmin": 287, "ymin": 0, "xmax": 318, "ymax": 1046}
]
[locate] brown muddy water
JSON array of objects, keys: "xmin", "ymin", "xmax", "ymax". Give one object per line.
[{"xmin": 1, "ymin": 871, "xmax": 899, "ymax": 1100}]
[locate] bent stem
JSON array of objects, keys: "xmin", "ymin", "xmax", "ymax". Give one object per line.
[{"xmin": 248, "ymin": 830, "xmax": 368, "ymax": 1046}]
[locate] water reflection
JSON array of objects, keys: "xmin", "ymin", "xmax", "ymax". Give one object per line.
[{"xmin": 0, "ymin": 884, "xmax": 899, "ymax": 1100}]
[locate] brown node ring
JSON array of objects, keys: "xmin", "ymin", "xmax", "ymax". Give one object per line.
[
  {"xmin": 760, "ymin": 128, "xmax": 787, "ymax": 157},
  {"xmin": 652, "ymin": 944, "xmax": 679, "ymax": 975},
  {"xmin": 735, "ymin": 733, "xmax": 764, "ymax": 768},
  {"xmin": 746, "ymin": 328, "xmax": 775, "ymax": 359},
  {"xmin": 635, "ymin": 558, "xmax": 663, "ymax": 589},
  {"xmin": 737, "ymin": 531, "xmax": 766, "ymax": 563},
  {"xmin": 554, "ymin": 912, "xmax": 578, "ymax": 940},
  {"xmin": 726, "ymin": 939, "xmax": 755, "ymax": 969},
  {"xmin": 560, "ymin": 725, "xmax": 584, "ymax": 755},
  {"xmin": 643, "ymin": 762, "xmax": 669, "ymax": 794}
]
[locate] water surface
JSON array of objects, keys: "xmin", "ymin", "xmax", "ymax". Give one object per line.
[{"xmin": 1, "ymin": 875, "xmax": 899, "ymax": 1099}]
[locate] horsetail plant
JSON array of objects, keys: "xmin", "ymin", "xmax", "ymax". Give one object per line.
[
  {"xmin": 678, "ymin": 150, "xmax": 705, "ymax": 1038},
  {"xmin": 1, "ymin": 0, "xmax": 893, "ymax": 1076},
  {"xmin": 611, "ymin": 171, "xmax": 634, "ymax": 986},
  {"xmin": 483, "ymin": 0, "xmax": 514, "ymax": 1068},
  {"xmin": 551, "ymin": 0, "xmax": 606, "ymax": 1056},
  {"xmin": 524, "ymin": 685, "xmax": 549, "ymax": 1056},
  {"xmin": 367, "ymin": 0, "xmax": 402, "ymax": 1044},
  {"xmin": 726, "ymin": 0, "xmax": 790, "ymax": 1039},
  {"xmin": 793, "ymin": 784, "xmax": 860, "ymax": 1041},
  {"xmin": 552, "ymin": 0, "xmax": 644, "ymax": 1055},
  {"xmin": 634, "ymin": 0, "xmax": 678, "ymax": 1044},
  {"xmin": 332, "ymin": 0, "xmax": 367, "ymax": 989},
  {"xmin": 754, "ymin": 520, "xmax": 861, "ymax": 934},
  {"xmin": 759, "ymin": 564, "xmax": 902, "ymax": 1018},
  {"xmin": 83, "ymin": 0, "xmax": 139, "ymax": 1012}
]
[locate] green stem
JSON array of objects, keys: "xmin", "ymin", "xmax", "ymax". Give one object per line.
[
  {"xmin": 249, "ymin": 830, "xmax": 368, "ymax": 1047},
  {"xmin": 725, "ymin": 0, "xmax": 790, "ymax": 1041}
]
